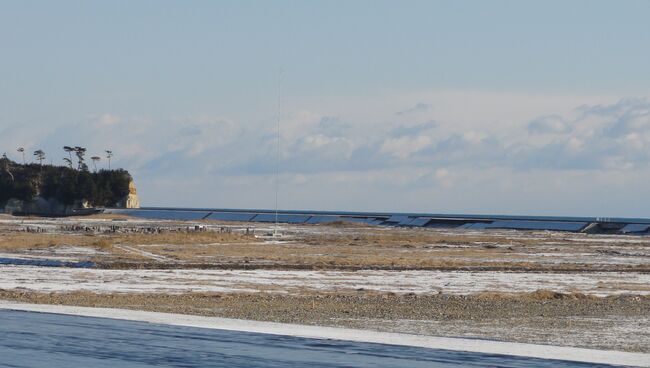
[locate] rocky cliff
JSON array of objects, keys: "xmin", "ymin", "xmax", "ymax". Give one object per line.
[
  {"xmin": 117, "ymin": 180, "xmax": 140, "ymax": 209},
  {"xmin": 0, "ymin": 158, "xmax": 139, "ymax": 215}
]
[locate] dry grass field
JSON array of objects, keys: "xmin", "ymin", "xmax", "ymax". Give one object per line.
[{"xmin": 1, "ymin": 218, "xmax": 649, "ymax": 271}]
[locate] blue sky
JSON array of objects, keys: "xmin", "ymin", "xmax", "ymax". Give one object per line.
[{"xmin": 1, "ymin": 1, "xmax": 650, "ymax": 216}]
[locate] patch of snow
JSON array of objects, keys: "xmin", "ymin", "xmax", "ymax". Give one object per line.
[
  {"xmin": 1, "ymin": 266, "xmax": 649, "ymax": 296},
  {"xmin": 32, "ymin": 246, "xmax": 102, "ymax": 256},
  {"xmin": 0, "ymin": 253, "xmax": 80, "ymax": 262}
]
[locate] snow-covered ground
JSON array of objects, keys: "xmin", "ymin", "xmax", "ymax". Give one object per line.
[{"xmin": 1, "ymin": 266, "xmax": 648, "ymax": 296}]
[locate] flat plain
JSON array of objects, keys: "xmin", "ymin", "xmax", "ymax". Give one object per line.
[{"xmin": 0, "ymin": 214, "xmax": 648, "ymax": 353}]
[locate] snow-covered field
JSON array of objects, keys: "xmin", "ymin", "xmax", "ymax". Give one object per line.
[{"xmin": 1, "ymin": 265, "xmax": 648, "ymax": 296}]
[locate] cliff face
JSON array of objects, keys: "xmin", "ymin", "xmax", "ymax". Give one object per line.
[{"xmin": 117, "ymin": 180, "xmax": 140, "ymax": 209}]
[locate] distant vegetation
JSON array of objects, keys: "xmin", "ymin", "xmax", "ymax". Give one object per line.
[{"xmin": 0, "ymin": 146, "xmax": 131, "ymax": 207}]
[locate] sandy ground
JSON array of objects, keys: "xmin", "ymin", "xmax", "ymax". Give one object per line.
[{"xmin": 1, "ymin": 215, "xmax": 650, "ymax": 353}]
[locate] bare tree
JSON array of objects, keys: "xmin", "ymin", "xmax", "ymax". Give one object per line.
[
  {"xmin": 91, "ymin": 156, "xmax": 101, "ymax": 172},
  {"xmin": 105, "ymin": 150, "xmax": 113, "ymax": 170},
  {"xmin": 33, "ymin": 150, "xmax": 45, "ymax": 166},
  {"xmin": 16, "ymin": 147, "xmax": 25, "ymax": 164}
]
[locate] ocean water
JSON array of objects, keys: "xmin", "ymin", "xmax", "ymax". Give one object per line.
[
  {"xmin": 0, "ymin": 310, "xmax": 614, "ymax": 367},
  {"xmin": 0, "ymin": 257, "xmax": 94, "ymax": 268}
]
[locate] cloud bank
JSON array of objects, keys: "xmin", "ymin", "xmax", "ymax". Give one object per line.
[{"xmin": 2, "ymin": 93, "xmax": 649, "ymax": 216}]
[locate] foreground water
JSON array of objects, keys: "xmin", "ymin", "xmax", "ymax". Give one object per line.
[{"xmin": 0, "ymin": 310, "xmax": 614, "ymax": 367}]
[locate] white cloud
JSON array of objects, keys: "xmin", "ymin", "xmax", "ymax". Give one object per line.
[
  {"xmin": 380, "ymin": 135, "xmax": 431, "ymax": 159},
  {"xmin": 94, "ymin": 114, "xmax": 121, "ymax": 127},
  {"xmin": 4, "ymin": 91, "xmax": 650, "ymax": 215},
  {"xmin": 527, "ymin": 115, "xmax": 570, "ymax": 134}
]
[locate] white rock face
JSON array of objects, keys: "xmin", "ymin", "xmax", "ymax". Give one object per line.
[
  {"xmin": 124, "ymin": 180, "xmax": 140, "ymax": 208},
  {"xmin": 116, "ymin": 180, "xmax": 140, "ymax": 208}
]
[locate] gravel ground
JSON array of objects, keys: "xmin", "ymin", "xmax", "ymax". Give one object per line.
[{"xmin": 2, "ymin": 290, "xmax": 649, "ymax": 353}]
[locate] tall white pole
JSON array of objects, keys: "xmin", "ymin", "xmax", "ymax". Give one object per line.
[{"xmin": 274, "ymin": 70, "xmax": 282, "ymax": 236}]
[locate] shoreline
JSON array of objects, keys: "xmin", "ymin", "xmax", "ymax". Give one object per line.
[
  {"xmin": 1, "ymin": 300, "xmax": 648, "ymax": 367},
  {"xmin": 1, "ymin": 290, "xmax": 648, "ymax": 355}
]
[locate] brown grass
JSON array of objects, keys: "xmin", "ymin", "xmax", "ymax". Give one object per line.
[
  {"xmin": 93, "ymin": 239, "xmax": 113, "ymax": 250},
  {"xmin": 0, "ymin": 231, "xmax": 251, "ymax": 251},
  {"xmin": 0, "ymin": 233, "xmax": 96, "ymax": 250},
  {"xmin": 1, "ymin": 221, "xmax": 649, "ymax": 271},
  {"xmin": 109, "ymin": 231, "xmax": 252, "ymax": 246}
]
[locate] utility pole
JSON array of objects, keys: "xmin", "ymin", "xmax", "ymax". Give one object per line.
[{"xmin": 274, "ymin": 69, "xmax": 282, "ymax": 237}]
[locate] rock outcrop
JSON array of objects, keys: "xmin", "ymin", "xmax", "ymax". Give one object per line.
[{"xmin": 118, "ymin": 180, "xmax": 140, "ymax": 208}]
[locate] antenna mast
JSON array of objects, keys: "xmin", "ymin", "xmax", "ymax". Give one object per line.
[{"xmin": 274, "ymin": 69, "xmax": 282, "ymax": 236}]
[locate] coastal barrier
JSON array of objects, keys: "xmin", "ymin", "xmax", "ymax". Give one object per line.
[{"xmin": 106, "ymin": 207, "xmax": 650, "ymax": 235}]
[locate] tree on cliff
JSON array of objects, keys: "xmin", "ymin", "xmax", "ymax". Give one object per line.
[
  {"xmin": 91, "ymin": 156, "xmax": 101, "ymax": 172},
  {"xmin": 33, "ymin": 150, "xmax": 45, "ymax": 166},
  {"xmin": 0, "ymin": 159, "xmax": 133, "ymax": 208},
  {"xmin": 63, "ymin": 146, "xmax": 74, "ymax": 162},
  {"xmin": 16, "ymin": 147, "xmax": 25, "ymax": 164},
  {"xmin": 74, "ymin": 147, "xmax": 88, "ymax": 171},
  {"xmin": 105, "ymin": 150, "xmax": 113, "ymax": 170}
]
